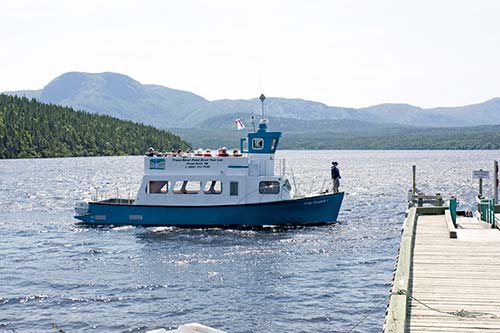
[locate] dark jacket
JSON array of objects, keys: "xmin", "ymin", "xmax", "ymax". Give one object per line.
[{"xmin": 331, "ymin": 166, "xmax": 341, "ymax": 179}]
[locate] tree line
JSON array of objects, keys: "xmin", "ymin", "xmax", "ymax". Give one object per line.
[
  {"xmin": 0, "ymin": 94, "xmax": 190, "ymax": 159},
  {"xmin": 172, "ymin": 126, "xmax": 500, "ymax": 150}
]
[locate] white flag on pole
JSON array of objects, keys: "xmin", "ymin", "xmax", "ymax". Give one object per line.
[{"xmin": 235, "ymin": 118, "xmax": 245, "ymax": 130}]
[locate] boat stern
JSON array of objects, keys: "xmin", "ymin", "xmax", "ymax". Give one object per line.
[{"xmin": 74, "ymin": 201, "xmax": 90, "ymax": 222}]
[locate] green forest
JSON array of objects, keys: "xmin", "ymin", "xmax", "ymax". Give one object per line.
[
  {"xmin": 172, "ymin": 125, "xmax": 500, "ymax": 150},
  {"xmin": 2, "ymin": 92, "xmax": 500, "ymax": 159},
  {"xmin": 0, "ymin": 94, "xmax": 190, "ymax": 159}
]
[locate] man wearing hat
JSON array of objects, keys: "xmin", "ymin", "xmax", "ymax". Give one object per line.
[{"xmin": 331, "ymin": 161, "xmax": 341, "ymax": 193}]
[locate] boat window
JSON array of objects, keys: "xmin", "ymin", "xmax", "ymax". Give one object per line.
[
  {"xmin": 283, "ymin": 179, "xmax": 292, "ymax": 191},
  {"xmin": 230, "ymin": 182, "xmax": 238, "ymax": 196},
  {"xmin": 173, "ymin": 181, "xmax": 201, "ymax": 194},
  {"xmin": 259, "ymin": 181, "xmax": 280, "ymax": 194},
  {"xmin": 252, "ymin": 138, "xmax": 264, "ymax": 150},
  {"xmin": 203, "ymin": 180, "xmax": 222, "ymax": 194},
  {"xmin": 149, "ymin": 181, "xmax": 169, "ymax": 194}
]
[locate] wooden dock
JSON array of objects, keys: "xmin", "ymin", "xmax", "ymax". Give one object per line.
[{"xmin": 384, "ymin": 207, "xmax": 500, "ymax": 332}]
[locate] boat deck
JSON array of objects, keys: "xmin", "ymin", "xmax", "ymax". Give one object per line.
[{"xmin": 385, "ymin": 208, "xmax": 500, "ymax": 332}]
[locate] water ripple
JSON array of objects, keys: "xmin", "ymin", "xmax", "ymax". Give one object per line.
[{"xmin": 1, "ymin": 151, "xmax": 497, "ymax": 332}]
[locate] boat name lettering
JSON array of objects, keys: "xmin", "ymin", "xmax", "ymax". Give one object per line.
[
  {"xmin": 172, "ymin": 157, "xmax": 224, "ymax": 169},
  {"xmin": 304, "ymin": 199, "xmax": 328, "ymax": 205}
]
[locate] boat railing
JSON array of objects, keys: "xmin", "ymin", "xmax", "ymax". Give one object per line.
[
  {"xmin": 92, "ymin": 187, "xmax": 135, "ymax": 204},
  {"xmin": 292, "ymin": 177, "xmax": 333, "ymax": 198},
  {"xmin": 146, "ymin": 151, "xmax": 249, "ymax": 158},
  {"xmin": 274, "ymin": 160, "xmax": 333, "ymax": 197}
]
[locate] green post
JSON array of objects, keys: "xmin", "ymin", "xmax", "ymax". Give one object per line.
[
  {"xmin": 449, "ymin": 197, "xmax": 457, "ymax": 226},
  {"xmin": 489, "ymin": 198, "xmax": 495, "ymax": 227},
  {"xmin": 480, "ymin": 198, "xmax": 496, "ymax": 225},
  {"xmin": 480, "ymin": 199, "xmax": 489, "ymax": 222}
]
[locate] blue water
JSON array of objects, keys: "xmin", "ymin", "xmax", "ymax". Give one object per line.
[{"xmin": 1, "ymin": 150, "xmax": 498, "ymax": 333}]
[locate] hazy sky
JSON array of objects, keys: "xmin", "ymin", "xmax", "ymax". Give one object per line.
[{"xmin": 1, "ymin": 0, "xmax": 499, "ymax": 108}]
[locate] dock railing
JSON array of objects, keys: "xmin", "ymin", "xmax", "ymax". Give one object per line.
[
  {"xmin": 408, "ymin": 191, "xmax": 444, "ymax": 208},
  {"xmin": 407, "ymin": 165, "xmax": 445, "ymax": 208},
  {"xmin": 476, "ymin": 196, "xmax": 496, "ymax": 228}
]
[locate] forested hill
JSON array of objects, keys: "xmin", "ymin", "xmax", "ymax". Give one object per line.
[{"xmin": 0, "ymin": 94, "xmax": 190, "ymax": 159}]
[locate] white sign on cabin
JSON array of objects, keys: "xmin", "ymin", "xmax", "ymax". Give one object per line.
[{"xmin": 473, "ymin": 170, "xmax": 490, "ymax": 179}]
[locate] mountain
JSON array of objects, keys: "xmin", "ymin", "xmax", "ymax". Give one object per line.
[
  {"xmin": 6, "ymin": 71, "xmax": 500, "ymax": 130},
  {"xmin": 427, "ymin": 98, "xmax": 500, "ymax": 126},
  {"xmin": 5, "ymin": 73, "xmax": 367, "ymax": 127},
  {"xmin": 3, "ymin": 90, "xmax": 42, "ymax": 100},
  {"xmin": 195, "ymin": 113, "xmax": 405, "ymax": 133},
  {"xmin": 6, "ymin": 72, "xmax": 210, "ymax": 128},
  {"xmin": 5, "ymin": 71, "xmax": 500, "ymax": 150},
  {"xmin": 0, "ymin": 94, "xmax": 189, "ymax": 159},
  {"xmin": 359, "ymin": 99, "xmax": 500, "ymax": 127}
]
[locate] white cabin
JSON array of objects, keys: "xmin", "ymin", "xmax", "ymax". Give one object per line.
[{"xmin": 134, "ymin": 120, "xmax": 292, "ymax": 206}]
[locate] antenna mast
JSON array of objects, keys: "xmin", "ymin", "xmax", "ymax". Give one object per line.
[{"xmin": 259, "ymin": 93, "xmax": 266, "ymax": 119}]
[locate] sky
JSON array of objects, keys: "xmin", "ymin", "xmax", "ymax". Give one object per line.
[{"xmin": 1, "ymin": 0, "xmax": 500, "ymax": 108}]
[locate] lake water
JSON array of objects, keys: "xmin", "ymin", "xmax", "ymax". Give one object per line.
[{"xmin": 1, "ymin": 150, "xmax": 498, "ymax": 333}]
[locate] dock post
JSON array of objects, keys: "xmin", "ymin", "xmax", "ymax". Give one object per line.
[
  {"xmin": 436, "ymin": 193, "xmax": 443, "ymax": 206},
  {"xmin": 479, "ymin": 178, "xmax": 483, "ymax": 197},
  {"xmin": 449, "ymin": 197, "xmax": 457, "ymax": 226},
  {"xmin": 412, "ymin": 165, "xmax": 416, "ymax": 194},
  {"xmin": 494, "ymin": 160, "xmax": 498, "ymax": 204},
  {"xmin": 489, "ymin": 198, "xmax": 495, "ymax": 227}
]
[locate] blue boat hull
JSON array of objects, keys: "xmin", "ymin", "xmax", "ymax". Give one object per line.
[{"xmin": 75, "ymin": 192, "xmax": 344, "ymax": 227}]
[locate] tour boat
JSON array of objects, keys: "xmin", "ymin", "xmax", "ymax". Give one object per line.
[{"xmin": 74, "ymin": 97, "xmax": 344, "ymax": 227}]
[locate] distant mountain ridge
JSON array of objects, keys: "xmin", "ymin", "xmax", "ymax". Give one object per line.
[
  {"xmin": 5, "ymin": 71, "xmax": 500, "ymax": 129},
  {"xmin": 7, "ymin": 72, "xmax": 208, "ymax": 127}
]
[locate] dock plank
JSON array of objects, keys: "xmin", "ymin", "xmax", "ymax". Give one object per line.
[
  {"xmin": 384, "ymin": 210, "xmax": 500, "ymax": 332},
  {"xmin": 409, "ymin": 214, "xmax": 500, "ymax": 332}
]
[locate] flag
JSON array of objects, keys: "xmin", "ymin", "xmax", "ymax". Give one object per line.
[{"xmin": 235, "ymin": 118, "xmax": 245, "ymax": 130}]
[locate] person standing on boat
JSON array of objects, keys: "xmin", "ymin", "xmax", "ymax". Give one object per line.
[{"xmin": 331, "ymin": 161, "xmax": 341, "ymax": 193}]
